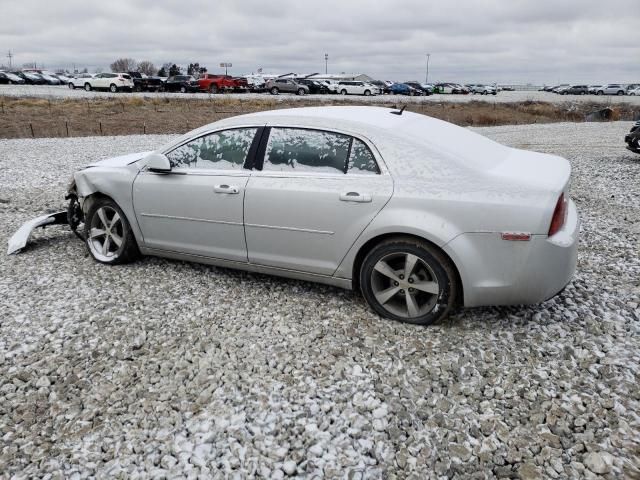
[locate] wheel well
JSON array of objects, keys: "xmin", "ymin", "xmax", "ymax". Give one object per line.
[{"xmin": 351, "ymin": 233, "xmax": 464, "ymax": 304}]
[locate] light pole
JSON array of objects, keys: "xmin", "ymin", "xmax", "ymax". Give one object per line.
[
  {"xmin": 324, "ymin": 53, "xmax": 328, "ymax": 74},
  {"xmin": 425, "ymin": 53, "xmax": 431, "ymax": 84},
  {"xmin": 7, "ymin": 51, "xmax": 13, "ymax": 69}
]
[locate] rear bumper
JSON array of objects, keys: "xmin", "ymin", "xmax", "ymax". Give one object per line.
[{"xmin": 444, "ymin": 199, "xmax": 580, "ymax": 307}]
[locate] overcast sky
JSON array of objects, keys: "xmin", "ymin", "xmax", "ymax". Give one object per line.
[{"xmin": 1, "ymin": 0, "xmax": 639, "ymax": 84}]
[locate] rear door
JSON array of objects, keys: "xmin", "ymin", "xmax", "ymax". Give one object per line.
[
  {"xmin": 133, "ymin": 127, "xmax": 261, "ymax": 261},
  {"xmin": 244, "ymin": 127, "xmax": 393, "ymax": 276}
]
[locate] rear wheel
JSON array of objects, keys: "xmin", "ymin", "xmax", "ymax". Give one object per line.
[
  {"xmin": 597, "ymin": 91, "xmax": 604, "ymax": 95},
  {"xmin": 297, "ymin": 88, "xmax": 306, "ymax": 95},
  {"xmin": 84, "ymin": 83, "xmax": 91, "ymax": 91},
  {"xmin": 68, "ymin": 83, "xmax": 74, "ymax": 89},
  {"xmin": 209, "ymin": 84, "xmax": 218, "ymax": 94},
  {"xmin": 85, "ymin": 198, "xmax": 139, "ymax": 265},
  {"xmin": 180, "ymin": 86, "xmax": 187, "ymax": 93},
  {"xmin": 617, "ymin": 90, "xmax": 624, "ymax": 96},
  {"xmin": 359, "ymin": 238, "xmax": 458, "ymax": 325},
  {"xmin": 341, "ymin": 89, "xmax": 347, "ymax": 95},
  {"xmin": 364, "ymin": 89, "xmax": 371, "ymax": 96},
  {"xmin": 109, "ymin": 84, "xmax": 117, "ymax": 93}
]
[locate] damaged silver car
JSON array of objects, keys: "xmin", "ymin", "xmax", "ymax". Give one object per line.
[{"xmin": 9, "ymin": 106, "xmax": 580, "ymax": 325}]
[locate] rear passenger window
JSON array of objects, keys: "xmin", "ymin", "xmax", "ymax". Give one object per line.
[
  {"xmin": 166, "ymin": 128, "xmax": 257, "ymax": 169},
  {"xmin": 348, "ymin": 139, "xmax": 379, "ymax": 174},
  {"xmin": 263, "ymin": 128, "xmax": 350, "ymax": 174}
]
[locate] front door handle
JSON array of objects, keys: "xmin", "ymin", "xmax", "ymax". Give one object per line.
[
  {"xmin": 214, "ymin": 184, "xmax": 239, "ymax": 194},
  {"xmin": 339, "ymin": 192, "xmax": 372, "ymax": 203}
]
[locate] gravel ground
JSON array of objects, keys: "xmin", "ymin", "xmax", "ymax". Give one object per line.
[
  {"xmin": 2, "ymin": 84, "xmax": 640, "ymax": 106},
  {"xmin": 0, "ymin": 122, "xmax": 639, "ymax": 479}
]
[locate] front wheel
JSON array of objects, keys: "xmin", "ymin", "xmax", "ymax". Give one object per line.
[
  {"xmin": 84, "ymin": 198, "xmax": 139, "ymax": 265},
  {"xmin": 617, "ymin": 91, "xmax": 624, "ymax": 96},
  {"xmin": 297, "ymin": 88, "xmax": 306, "ymax": 95},
  {"xmin": 341, "ymin": 89, "xmax": 347, "ymax": 95},
  {"xmin": 68, "ymin": 83, "xmax": 74, "ymax": 89},
  {"xmin": 364, "ymin": 90, "xmax": 371, "ymax": 96},
  {"xmin": 180, "ymin": 86, "xmax": 187, "ymax": 93},
  {"xmin": 109, "ymin": 84, "xmax": 117, "ymax": 93},
  {"xmin": 597, "ymin": 91, "xmax": 603, "ymax": 95},
  {"xmin": 359, "ymin": 238, "xmax": 458, "ymax": 325},
  {"xmin": 84, "ymin": 83, "xmax": 91, "ymax": 91},
  {"xmin": 209, "ymin": 85, "xmax": 218, "ymax": 94},
  {"xmin": 270, "ymin": 87, "xmax": 279, "ymax": 95}
]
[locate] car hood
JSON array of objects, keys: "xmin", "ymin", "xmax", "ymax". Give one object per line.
[{"xmin": 86, "ymin": 151, "xmax": 152, "ymax": 168}]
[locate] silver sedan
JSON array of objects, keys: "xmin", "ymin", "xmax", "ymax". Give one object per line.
[{"xmin": 9, "ymin": 106, "xmax": 580, "ymax": 325}]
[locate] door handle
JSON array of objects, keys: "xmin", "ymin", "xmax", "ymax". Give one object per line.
[
  {"xmin": 214, "ymin": 184, "xmax": 240, "ymax": 194},
  {"xmin": 339, "ymin": 192, "xmax": 372, "ymax": 203}
]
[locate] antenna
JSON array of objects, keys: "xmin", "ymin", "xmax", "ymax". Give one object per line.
[{"xmin": 390, "ymin": 105, "xmax": 407, "ymax": 116}]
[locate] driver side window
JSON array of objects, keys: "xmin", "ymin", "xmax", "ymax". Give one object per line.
[{"xmin": 166, "ymin": 128, "xmax": 258, "ymax": 169}]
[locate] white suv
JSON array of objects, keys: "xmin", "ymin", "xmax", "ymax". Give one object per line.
[
  {"xmin": 596, "ymin": 84, "xmax": 626, "ymax": 96},
  {"xmin": 69, "ymin": 73, "xmax": 95, "ymax": 89},
  {"xmin": 336, "ymin": 81, "xmax": 378, "ymax": 96},
  {"xmin": 83, "ymin": 73, "xmax": 134, "ymax": 92}
]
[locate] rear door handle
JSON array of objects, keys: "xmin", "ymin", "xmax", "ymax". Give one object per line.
[
  {"xmin": 339, "ymin": 191, "xmax": 372, "ymax": 203},
  {"xmin": 214, "ymin": 184, "xmax": 239, "ymax": 194}
]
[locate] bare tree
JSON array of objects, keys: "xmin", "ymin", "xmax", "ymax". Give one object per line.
[
  {"xmin": 137, "ymin": 60, "xmax": 156, "ymax": 76},
  {"xmin": 110, "ymin": 58, "xmax": 137, "ymax": 73}
]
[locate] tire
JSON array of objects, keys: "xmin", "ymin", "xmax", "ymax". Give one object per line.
[
  {"xmin": 597, "ymin": 91, "xmax": 603, "ymax": 95},
  {"xmin": 68, "ymin": 83, "xmax": 74, "ymax": 89},
  {"xmin": 341, "ymin": 89, "xmax": 347, "ymax": 95},
  {"xmin": 617, "ymin": 91, "xmax": 624, "ymax": 96},
  {"xmin": 135, "ymin": 85, "xmax": 142, "ymax": 92},
  {"xmin": 270, "ymin": 87, "xmax": 279, "ymax": 95},
  {"xmin": 180, "ymin": 86, "xmax": 187, "ymax": 93},
  {"xmin": 364, "ymin": 90, "xmax": 371, "ymax": 96},
  {"xmin": 109, "ymin": 84, "xmax": 117, "ymax": 93},
  {"xmin": 209, "ymin": 84, "xmax": 218, "ymax": 94},
  {"xmin": 84, "ymin": 83, "xmax": 91, "ymax": 91},
  {"xmin": 359, "ymin": 238, "xmax": 458, "ymax": 325},
  {"xmin": 297, "ymin": 88, "xmax": 305, "ymax": 95},
  {"xmin": 580, "ymin": 91, "xmax": 586, "ymax": 95},
  {"xmin": 84, "ymin": 197, "xmax": 140, "ymax": 265}
]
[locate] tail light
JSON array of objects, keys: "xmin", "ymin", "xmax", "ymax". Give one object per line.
[{"xmin": 548, "ymin": 193, "xmax": 568, "ymax": 236}]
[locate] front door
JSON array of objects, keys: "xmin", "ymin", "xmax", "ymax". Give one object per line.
[
  {"xmin": 244, "ymin": 127, "xmax": 393, "ymax": 276},
  {"xmin": 133, "ymin": 127, "xmax": 260, "ymax": 261}
]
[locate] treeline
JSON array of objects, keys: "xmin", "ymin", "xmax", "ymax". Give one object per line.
[{"xmin": 110, "ymin": 58, "xmax": 208, "ymax": 77}]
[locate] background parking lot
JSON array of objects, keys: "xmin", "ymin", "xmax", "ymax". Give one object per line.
[{"xmin": 0, "ymin": 122, "xmax": 638, "ymax": 478}]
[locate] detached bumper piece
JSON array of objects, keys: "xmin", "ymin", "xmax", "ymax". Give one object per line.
[{"xmin": 7, "ymin": 211, "xmax": 68, "ymax": 255}]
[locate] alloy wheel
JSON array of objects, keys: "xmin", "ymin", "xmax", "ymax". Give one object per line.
[
  {"xmin": 88, "ymin": 206, "xmax": 124, "ymax": 262},
  {"xmin": 370, "ymin": 252, "xmax": 440, "ymax": 319}
]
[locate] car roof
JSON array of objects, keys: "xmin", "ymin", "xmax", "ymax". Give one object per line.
[{"xmin": 182, "ymin": 106, "xmax": 508, "ymax": 174}]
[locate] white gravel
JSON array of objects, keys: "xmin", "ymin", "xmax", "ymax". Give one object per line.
[
  {"xmin": 0, "ymin": 122, "xmax": 639, "ymax": 478},
  {"xmin": 2, "ymin": 84, "xmax": 640, "ymax": 106}
]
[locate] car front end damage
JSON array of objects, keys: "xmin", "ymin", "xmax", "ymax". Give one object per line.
[{"xmin": 7, "ymin": 151, "xmax": 150, "ymax": 255}]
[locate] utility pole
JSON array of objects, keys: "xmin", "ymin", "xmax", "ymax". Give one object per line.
[
  {"xmin": 324, "ymin": 53, "xmax": 328, "ymax": 74},
  {"xmin": 7, "ymin": 51, "xmax": 13, "ymax": 69},
  {"xmin": 425, "ymin": 53, "xmax": 431, "ymax": 84}
]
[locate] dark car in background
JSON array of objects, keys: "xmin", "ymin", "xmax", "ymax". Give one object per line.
[
  {"xmin": 405, "ymin": 81, "xmax": 433, "ymax": 95},
  {"xmin": 370, "ymin": 80, "xmax": 390, "ymax": 94},
  {"xmin": 128, "ymin": 72, "xmax": 163, "ymax": 92},
  {"xmin": 12, "ymin": 71, "xmax": 46, "ymax": 84},
  {"xmin": 389, "ymin": 83, "xmax": 421, "ymax": 96},
  {"xmin": 0, "ymin": 72, "xmax": 25, "ymax": 84},
  {"xmin": 163, "ymin": 75, "xmax": 200, "ymax": 93},
  {"xmin": 562, "ymin": 85, "xmax": 589, "ymax": 95},
  {"xmin": 295, "ymin": 78, "xmax": 331, "ymax": 94}
]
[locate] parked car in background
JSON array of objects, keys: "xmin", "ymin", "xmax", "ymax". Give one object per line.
[
  {"xmin": 24, "ymin": 70, "xmax": 61, "ymax": 85},
  {"xmin": 69, "ymin": 73, "xmax": 95, "ymax": 89},
  {"xmin": 13, "ymin": 71, "xmax": 45, "ymax": 84},
  {"xmin": 295, "ymin": 78, "xmax": 331, "ymax": 94},
  {"xmin": 588, "ymin": 85, "xmax": 602, "ymax": 94},
  {"xmin": 370, "ymin": 80, "xmax": 391, "ymax": 94},
  {"xmin": 389, "ymin": 83, "xmax": 421, "ymax": 96},
  {"xmin": 0, "ymin": 72, "xmax": 25, "ymax": 84},
  {"xmin": 11, "ymin": 106, "xmax": 579, "ymax": 326},
  {"xmin": 266, "ymin": 78, "xmax": 309, "ymax": 95},
  {"xmin": 128, "ymin": 72, "xmax": 163, "ymax": 92},
  {"xmin": 336, "ymin": 81, "xmax": 378, "ymax": 96},
  {"xmin": 553, "ymin": 85, "xmax": 571, "ymax": 94},
  {"xmin": 562, "ymin": 85, "xmax": 589, "ymax": 95},
  {"xmin": 626, "ymin": 84, "xmax": 640, "ymax": 94},
  {"xmin": 433, "ymin": 83, "xmax": 466, "ymax": 94},
  {"xmin": 163, "ymin": 75, "xmax": 200, "ymax": 93},
  {"xmin": 625, "ymin": 121, "xmax": 640, "ymax": 153},
  {"xmin": 82, "ymin": 73, "xmax": 134, "ymax": 92},
  {"xmin": 471, "ymin": 84, "xmax": 497, "ymax": 95},
  {"xmin": 405, "ymin": 81, "xmax": 433, "ymax": 95},
  {"xmin": 197, "ymin": 74, "xmax": 248, "ymax": 94},
  {"xmin": 597, "ymin": 84, "xmax": 625, "ymax": 95},
  {"xmin": 627, "ymin": 86, "xmax": 640, "ymax": 96}
]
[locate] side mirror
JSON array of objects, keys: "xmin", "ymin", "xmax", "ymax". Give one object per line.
[{"xmin": 145, "ymin": 153, "xmax": 172, "ymax": 173}]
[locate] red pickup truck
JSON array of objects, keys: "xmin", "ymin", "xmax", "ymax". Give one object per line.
[{"xmin": 198, "ymin": 74, "xmax": 248, "ymax": 93}]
